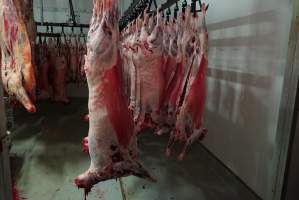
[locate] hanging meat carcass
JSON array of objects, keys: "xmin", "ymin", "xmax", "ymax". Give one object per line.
[
  {"xmin": 155, "ymin": 18, "xmax": 182, "ymax": 135},
  {"xmin": 165, "ymin": 22, "xmax": 180, "ymax": 108},
  {"xmin": 120, "ymin": 21, "xmax": 139, "ymax": 118},
  {"xmin": 14, "ymin": 0, "xmax": 37, "ymax": 72},
  {"xmin": 62, "ymin": 36, "xmax": 71, "ymax": 83},
  {"xmin": 14, "ymin": 0, "xmax": 36, "ymax": 48},
  {"xmin": 75, "ymin": 0, "xmax": 155, "ymax": 195},
  {"xmin": 37, "ymin": 37, "xmax": 51, "ymax": 99},
  {"xmin": 51, "ymin": 39, "xmax": 70, "ymax": 104},
  {"xmin": 119, "ymin": 2, "xmax": 209, "ymax": 159},
  {"xmin": 69, "ymin": 36, "xmax": 79, "ymax": 82},
  {"xmin": 47, "ymin": 37, "xmax": 56, "ymax": 86},
  {"xmin": 120, "ymin": 18, "xmax": 141, "ymax": 103},
  {"xmin": 169, "ymin": 7, "xmax": 197, "ymax": 116},
  {"xmin": 0, "ymin": 0, "xmax": 36, "ymax": 112},
  {"xmin": 166, "ymin": 4, "xmax": 209, "ymax": 160},
  {"xmin": 75, "ymin": 37, "xmax": 84, "ymax": 84},
  {"xmin": 132, "ymin": 9, "xmax": 165, "ymax": 129},
  {"xmin": 78, "ymin": 38, "xmax": 87, "ymax": 84},
  {"xmin": 120, "ymin": 43, "xmax": 131, "ymax": 99}
]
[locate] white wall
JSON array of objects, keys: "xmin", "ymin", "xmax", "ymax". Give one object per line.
[
  {"xmin": 201, "ymin": 0, "xmax": 292, "ymax": 199},
  {"xmin": 33, "ymin": 0, "xmax": 293, "ymax": 199}
]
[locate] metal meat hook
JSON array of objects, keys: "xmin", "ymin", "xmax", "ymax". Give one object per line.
[{"xmin": 198, "ymin": 0, "xmax": 209, "ymax": 12}]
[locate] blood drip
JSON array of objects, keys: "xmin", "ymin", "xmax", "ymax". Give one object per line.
[{"xmin": 12, "ymin": 183, "xmax": 21, "ymax": 200}]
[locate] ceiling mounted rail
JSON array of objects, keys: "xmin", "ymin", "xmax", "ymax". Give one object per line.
[{"xmin": 36, "ymin": 22, "xmax": 89, "ymax": 28}]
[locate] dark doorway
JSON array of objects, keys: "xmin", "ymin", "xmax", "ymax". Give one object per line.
[{"xmin": 282, "ymin": 79, "xmax": 299, "ymax": 200}]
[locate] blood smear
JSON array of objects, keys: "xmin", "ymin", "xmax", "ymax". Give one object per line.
[{"xmin": 13, "ymin": 183, "xmax": 21, "ymax": 200}]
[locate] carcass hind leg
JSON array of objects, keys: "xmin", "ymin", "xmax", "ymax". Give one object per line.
[
  {"xmin": 177, "ymin": 128, "xmax": 208, "ymax": 161},
  {"xmin": 165, "ymin": 130, "xmax": 177, "ymax": 157},
  {"xmin": 75, "ymin": 160, "xmax": 156, "ymax": 192}
]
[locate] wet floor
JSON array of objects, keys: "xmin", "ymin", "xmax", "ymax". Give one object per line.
[{"xmin": 10, "ymin": 99, "xmax": 260, "ymax": 200}]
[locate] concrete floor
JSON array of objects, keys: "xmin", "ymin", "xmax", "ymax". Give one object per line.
[{"xmin": 10, "ymin": 99, "xmax": 260, "ymax": 200}]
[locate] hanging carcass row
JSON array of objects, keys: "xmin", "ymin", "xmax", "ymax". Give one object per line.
[
  {"xmin": 120, "ymin": 4, "xmax": 209, "ymax": 160},
  {"xmin": 75, "ymin": 0, "xmax": 155, "ymax": 196},
  {"xmin": 166, "ymin": 4, "xmax": 209, "ymax": 160},
  {"xmin": 0, "ymin": 0, "xmax": 36, "ymax": 112}
]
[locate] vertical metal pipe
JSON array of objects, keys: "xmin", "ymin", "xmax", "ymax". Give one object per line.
[
  {"xmin": 118, "ymin": 178, "xmax": 127, "ymax": 200},
  {"xmin": 68, "ymin": 0, "xmax": 77, "ymax": 25},
  {"xmin": 0, "ymin": 74, "xmax": 12, "ymax": 200},
  {"xmin": 40, "ymin": 0, "xmax": 44, "ymax": 24}
]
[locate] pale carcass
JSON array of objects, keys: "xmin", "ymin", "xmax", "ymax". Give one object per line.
[
  {"xmin": 51, "ymin": 41, "xmax": 70, "ymax": 104},
  {"xmin": 132, "ymin": 9, "xmax": 165, "ymax": 128},
  {"xmin": 0, "ymin": 0, "xmax": 36, "ymax": 112},
  {"xmin": 167, "ymin": 4, "xmax": 209, "ymax": 160},
  {"xmin": 75, "ymin": 0, "xmax": 154, "ymax": 195},
  {"xmin": 37, "ymin": 38, "xmax": 50, "ymax": 99}
]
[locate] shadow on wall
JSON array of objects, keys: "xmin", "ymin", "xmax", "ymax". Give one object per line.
[{"xmin": 204, "ymin": 7, "xmax": 286, "ymax": 199}]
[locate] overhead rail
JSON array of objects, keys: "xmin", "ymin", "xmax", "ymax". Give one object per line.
[{"xmin": 119, "ymin": 0, "xmax": 209, "ymax": 31}]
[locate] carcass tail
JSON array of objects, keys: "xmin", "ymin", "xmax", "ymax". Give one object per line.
[
  {"xmin": 123, "ymin": 160, "xmax": 156, "ymax": 182},
  {"xmin": 75, "ymin": 160, "xmax": 156, "ymax": 193}
]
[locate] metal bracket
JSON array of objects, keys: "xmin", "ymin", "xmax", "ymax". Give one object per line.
[{"xmin": 198, "ymin": 0, "xmax": 209, "ymax": 12}]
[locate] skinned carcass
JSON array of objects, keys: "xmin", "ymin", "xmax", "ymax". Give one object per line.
[
  {"xmin": 37, "ymin": 38, "xmax": 50, "ymax": 99},
  {"xmin": 166, "ymin": 4, "xmax": 209, "ymax": 160},
  {"xmin": 75, "ymin": 0, "xmax": 155, "ymax": 196},
  {"xmin": 132, "ymin": 9, "xmax": 165, "ymax": 129},
  {"xmin": 0, "ymin": 0, "xmax": 36, "ymax": 112},
  {"xmin": 51, "ymin": 40, "xmax": 70, "ymax": 104}
]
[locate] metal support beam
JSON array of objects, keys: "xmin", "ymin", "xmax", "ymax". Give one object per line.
[
  {"xmin": 36, "ymin": 22, "xmax": 89, "ymax": 28},
  {"xmin": 37, "ymin": 32, "xmax": 61, "ymax": 38},
  {"xmin": 119, "ymin": 0, "xmax": 180, "ymax": 30},
  {"xmin": 155, "ymin": 0, "xmax": 180, "ymax": 11},
  {"xmin": 0, "ymin": 73, "xmax": 12, "ymax": 200},
  {"xmin": 40, "ymin": 0, "xmax": 44, "ymax": 24}
]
